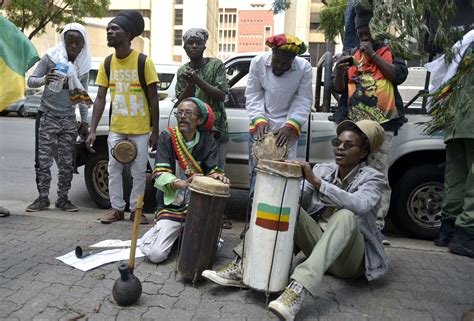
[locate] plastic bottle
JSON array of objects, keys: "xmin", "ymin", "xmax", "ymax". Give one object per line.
[{"xmin": 48, "ymin": 61, "xmax": 69, "ymax": 92}]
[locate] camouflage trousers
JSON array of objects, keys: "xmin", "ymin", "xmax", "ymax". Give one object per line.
[
  {"xmin": 36, "ymin": 113, "xmax": 77, "ymax": 200},
  {"xmin": 368, "ymin": 131, "xmax": 394, "ymax": 230}
]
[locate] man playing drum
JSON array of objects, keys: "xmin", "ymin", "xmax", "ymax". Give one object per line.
[
  {"xmin": 246, "ymin": 34, "xmax": 313, "ymax": 200},
  {"xmin": 140, "ymin": 97, "xmax": 229, "ymax": 264},
  {"xmin": 203, "ymin": 120, "xmax": 388, "ymax": 320}
]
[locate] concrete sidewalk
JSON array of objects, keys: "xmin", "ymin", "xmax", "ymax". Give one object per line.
[{"xmin": 0, "ymin": 200, "xmax": 473, "ymax": 321}]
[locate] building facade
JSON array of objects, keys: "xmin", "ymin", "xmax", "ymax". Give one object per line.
[
  {"xmin": 151, "ymin": 0, "xmax": 219, "ymax": 64},
  {"xmin": 284, "ymin": 0, "xmax": 339, "ymax": 66},
  {"xmin": 217, "ymin": 1, "xmax": 275, "ymax": 60}
]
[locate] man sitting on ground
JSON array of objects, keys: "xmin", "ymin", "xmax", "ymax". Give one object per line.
[
  {"xmin": 140, "ymin": 97, "xmax": 229, "ymax": 263},
  {"xmin": 203, "ymin": 120, "xmax": 388, "ymax": 320}
]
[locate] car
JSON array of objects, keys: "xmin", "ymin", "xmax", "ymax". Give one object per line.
[
  {"xmin": 1, "ymin": 88, "xmax": 42, "ymax": 117},
  {"xmin": 2, "ymin": 98, "xmax": 28, "ymax": 117},
  {"xmin": 23, "ymin": 90, "xmax": 43, "ymax": 116},
  {"xmin": 74, "ymin": 52, "xmax": 446, "ymax": 240}
]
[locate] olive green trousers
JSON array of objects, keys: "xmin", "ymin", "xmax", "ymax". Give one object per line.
[{"xmin": 443, "ymin": 139, "xmax": 474, "ymax": 233}]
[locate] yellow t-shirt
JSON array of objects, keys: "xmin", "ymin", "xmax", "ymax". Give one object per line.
[{"xmin": 96, "ymin": 50, "xmax": 159, "ymax": 134}]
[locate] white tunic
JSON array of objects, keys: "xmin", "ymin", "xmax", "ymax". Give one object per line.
[{"xmin": 245, "ymin": 52, "xmax": 313, "ymax": 134}]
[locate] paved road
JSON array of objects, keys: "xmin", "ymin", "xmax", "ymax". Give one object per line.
[
  {"xmin": 0, "ymin": 203, "xmax": 473, "ymax": 321},
  {"xmin": 0, "ymin": 116, "xmax": 96, "ymax": 209},
  {"xmin": 0, "ymin": 116, "xmax": 249, "ymax": 217}
]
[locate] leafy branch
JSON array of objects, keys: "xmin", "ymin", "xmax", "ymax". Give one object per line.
[{"xmin": 3, "ymin": 0, "xmax": 110, "ymax": 39}]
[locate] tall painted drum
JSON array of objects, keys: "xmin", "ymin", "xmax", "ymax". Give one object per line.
[
  {"xmin": 177, "ymin": 176, "xmax": 231, "ymax": 282},
  {"xmin": 243, "ymin": 159, "xmax": 303, "ymax": 292}
]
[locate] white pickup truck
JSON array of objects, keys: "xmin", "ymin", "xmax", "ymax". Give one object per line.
[{"xmin": 75, "ymin": 53, "xmax": 445, "ymax": 240}]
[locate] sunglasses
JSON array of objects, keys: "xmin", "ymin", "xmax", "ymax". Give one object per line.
[
  {"xmin": 331, "ymin": 138, "xmax": 361, "ymax": 150},
  {"xmin": 173, "ymin": 110, "xmax": 198, "ymax": 117}
]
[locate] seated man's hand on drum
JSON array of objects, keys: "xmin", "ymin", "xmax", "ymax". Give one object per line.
[
  {"xmin": 254, "ymin": 123, "xmax": 269, "ymax": 141},
  {"xmin": 171, "ymin": 177, "xmax": 193, "ymax": 190},
  {"xmin": 208, "ymin": 172, "xmax": 230, "ymax": 184},
  {"xmin": 286, "ymin": 160, "xmax": 321, "ymax": 189}
]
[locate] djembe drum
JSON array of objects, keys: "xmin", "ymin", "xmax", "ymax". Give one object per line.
[
  {"xmin": 111, "ymin": 139, "xmax": 137, "ymax": 164},
  {"xmin": 242, "ymin": 159, "xmax": 302, "ymax": 293},
  {"xmin": 177, "ymin": 176, "xmax": 231, "ymax": 282}
]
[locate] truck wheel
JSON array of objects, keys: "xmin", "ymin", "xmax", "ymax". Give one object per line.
[
  {"xmin": 18, "ymin": 106, "xmax": 29, "ymax": 117},
  {"xmin": 84, "ymin": 153, "xmax": 134, "ymax": 210},
  {"xmin": 84, "ymin": 153, "xmax": 111, "ymax": 209},
  {"xmin": 389, "ymin": 164, "xmax": 444, "ymax": 240}
]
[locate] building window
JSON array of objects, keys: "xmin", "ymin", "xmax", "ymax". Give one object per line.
[
  {"xmin": 310, "ymin": 22, "xmax": 320, "ymax": 30},
  {"xmin": 175, "ymin": 0, "xmax": 183, "ymax": 4},
  {"xmin": 174, "ymin": 29, "xmax": 183, "ymax": 46},
  {"xmin": 174, "ymin": 9, "xmax": 183, "ymax": 25}
]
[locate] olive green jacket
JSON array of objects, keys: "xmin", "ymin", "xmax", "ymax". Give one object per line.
[{"xmin": 445, "ymin": 46, "xmax": 474, "ymax": 142}]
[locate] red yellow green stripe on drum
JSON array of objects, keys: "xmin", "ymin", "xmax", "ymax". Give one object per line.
[{"xmin": 255, "ymin": 203, "xmax": 290, "ymax": 231}]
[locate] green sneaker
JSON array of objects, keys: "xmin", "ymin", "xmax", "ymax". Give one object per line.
[
  {"xmin": 268, "ymin": 280, "xmax": 306, "ymax": 321},
  {"xmin": 201, "ymin": 259, "xmax": 246, "ymax": 288}
]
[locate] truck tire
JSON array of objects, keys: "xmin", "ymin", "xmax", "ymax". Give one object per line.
[
  {"xmin": 18, "ymin": 106, "xmax": 29, "ymax": 117},
  {"xmin": 389, "ymin": 164, "xmax": 444, "ymax": 240},
  {"xmin": 84, "ymin": 153, "xmax": 111, "ymax": 209},
  {"xmin": 84, "ymin": 153, "xmax": 134, "ymax": 210}
]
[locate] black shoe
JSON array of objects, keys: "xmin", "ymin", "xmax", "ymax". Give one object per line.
[
  {"xmin": 26, "ymin": 197, "xmax": 50, "ymax": 212},
  {"xmin": 448, "ymin": 228, "xmax": 474, "ymax": 258},
  {"xmin": 0, "ymin": 206, "xmax": 10, "ymax": 217},
  {"xmin": 55, "ymin": 199, "xmax": 79, "ymax": 212},
  {"xmin": 434, "ymin": 218, "xmax": 456, "ymax": 247}
]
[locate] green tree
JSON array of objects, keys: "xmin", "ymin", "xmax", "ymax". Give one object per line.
[
  {"xmin": 271, "ymin": 0, "xmax": 467, "ymax": 61},
  {"xmin": 2, "ymin": 0, "xmax": 110, "ymax": 40}
]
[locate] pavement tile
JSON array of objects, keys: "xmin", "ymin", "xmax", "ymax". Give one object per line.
[
  {"xmin": 1, "ymin": 208, "xmax": 474, "ymax": 320},
  {"xmin": 143, "ymin": 306, "xmax": 195, "ymax": 320},
  {"xmin": 0, "ymin": 301, "xmax": 21, "ymax": 318}
]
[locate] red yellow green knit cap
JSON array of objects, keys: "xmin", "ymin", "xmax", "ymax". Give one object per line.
[{"xmin": 265, "ymin": 34, "xmax": 307, "ymax": 56}]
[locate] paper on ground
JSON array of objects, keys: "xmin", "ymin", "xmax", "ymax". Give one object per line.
[{"xmin": 56, "ymin": 239, "xmax": 144, "ymax": 272}]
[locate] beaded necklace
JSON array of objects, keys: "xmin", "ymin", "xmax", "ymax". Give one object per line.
[{"xmin": 168, "ymin": 127, "xmax": 203, "ymax": 176}]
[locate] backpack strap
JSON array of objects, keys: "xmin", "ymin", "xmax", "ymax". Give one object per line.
[
  {"xmin": 104, "ymin": 54, "xmax": 113, "ymax": 124},
  {"xmin": 104, "ymin": 54, "xmax": 113, "ymax": 82},
  {"xmin": 137, "ymin": 53, "xmax": 148, "ymax": 101},
  {"xmin": 138, "ymin": 53, "xmax": 154, "ymax": 126}
]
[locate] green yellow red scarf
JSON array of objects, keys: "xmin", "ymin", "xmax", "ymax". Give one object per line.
[{"xmin": 167, "ymin": 127, "xmax": 203, "ymax": 176}]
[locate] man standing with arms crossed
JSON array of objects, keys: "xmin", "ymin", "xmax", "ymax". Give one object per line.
[{"xmin": 86, "ymin": 10, "xmax": 159, "ymax": 224}]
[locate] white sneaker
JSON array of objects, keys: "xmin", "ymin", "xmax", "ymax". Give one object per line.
[
  {"xmin": 268, "ymin": 280, "xmax": 305, "ymax": 321},
  {"xmin": 201, "ymin": 261, "xmax": 246, "ymax": 288}
]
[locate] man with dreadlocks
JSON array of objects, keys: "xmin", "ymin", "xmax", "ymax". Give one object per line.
[
  {"xmin": 140, "ymin": 97, "xmax": 229, "ymax": 264},
  {"xmin": 245, "ymin": 34, "xmax": 313, "ymax": 201}
]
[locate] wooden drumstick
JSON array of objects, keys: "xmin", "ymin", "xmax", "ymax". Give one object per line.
[{"xmin": 128, "ymin": 194, "xmax": 143, "ymax": 273}]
